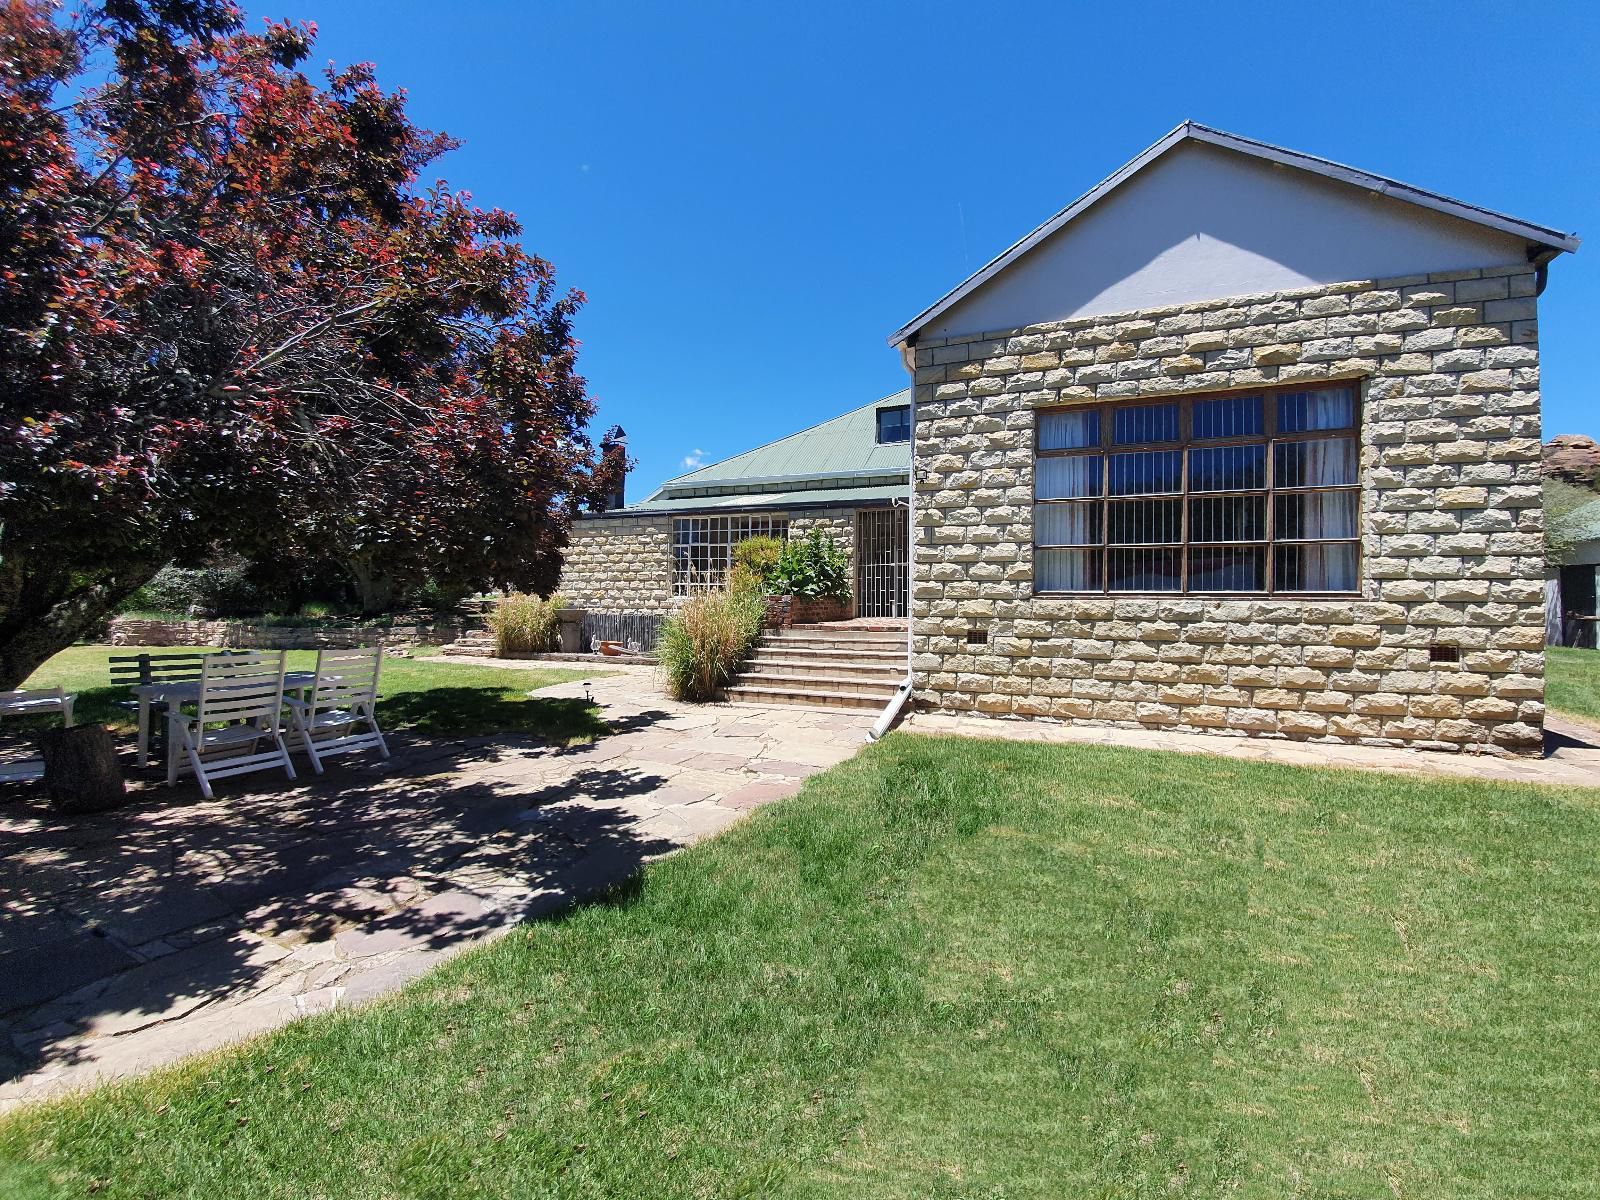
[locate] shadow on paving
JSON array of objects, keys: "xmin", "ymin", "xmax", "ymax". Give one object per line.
[{"xmin": 0, "ymin": 710, "xmax": 680, "ymax": 1082}]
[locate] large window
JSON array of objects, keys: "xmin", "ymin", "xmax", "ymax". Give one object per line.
[
  {"xmin": 1033, "ymin": 384, "xmax": 1360, "ymax": 594},
  {"xmin": 672, "ymin": 515, "xmax": 788, "ymax": 594}
]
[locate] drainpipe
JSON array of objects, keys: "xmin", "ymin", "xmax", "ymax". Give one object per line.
[{"xmin": 869, "ymin": 338, "xmax": 919, "ymax": 743}]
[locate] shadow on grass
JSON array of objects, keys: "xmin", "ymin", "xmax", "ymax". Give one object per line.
[{"xmin": 377, "ymin": 687, "xmax": 609, "ymax": 742}]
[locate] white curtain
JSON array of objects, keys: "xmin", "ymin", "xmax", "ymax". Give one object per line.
[
  {"xmin": 1034, "ymin": 502, "xmax": 1098, "ymax": 545},
  {"xmin": 1036, "ymin": 548, "xmax": 1097, "ymax": 592},
  {"xmin": 1281, "ymin": 437, "xmax": 1356, "ymax": 488},
  {"xmin": 1038, "ymin": 409, "xmax": 1100, "ymax": 450},
  {"xmin": 1280, "ymin": 388, "xmax": 1355, "ymax": 432},
  {"xmin": 1292, "ymin": 543, "xmax": 1357, "ymax": 591},
  {"xmin": 1036, "ymin": 455, "xmax": 1102, "ymax": 499},
  {"xmin": 1294, "ymin": 490, "xmax": 1358, "ymax": 539}
]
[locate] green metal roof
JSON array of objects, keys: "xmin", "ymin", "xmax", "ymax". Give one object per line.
[
  {"xmin": 591, "ymin": 482, "xmax": 907, "ymax": 517},
  {"xmin": 1552, "ymin": 498, "xmax": 1600, "ymax": 546},
  {"xmin": 658, "ymin": 391, "xmax": 909, "ymax": 489}
]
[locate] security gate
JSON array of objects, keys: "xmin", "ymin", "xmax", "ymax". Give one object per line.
[{"xmin": 856, "ymin": 506, "xmax": 908, "ymax": 619}]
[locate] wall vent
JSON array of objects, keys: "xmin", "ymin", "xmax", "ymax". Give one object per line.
[
  {"xmin": 966, "ymin": 629, "xmax": 989, "ymax": 646},
  {"xmin": 1428, "ymin": 643, "xmax": 1461, "ymax": 664}
]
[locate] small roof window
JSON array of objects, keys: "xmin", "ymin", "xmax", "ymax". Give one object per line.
[{"xmin": 876, "ymin": 404, "xmax": 911, "ymax": 444}]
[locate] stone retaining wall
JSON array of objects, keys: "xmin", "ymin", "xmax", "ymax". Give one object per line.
[
  {"xmin": 106, "ymin": 616, "xmax": 476, "ymax": 650},
  {"xmin": 910, "ymin": 263, "xmax": 1545, "ymax": 753}
]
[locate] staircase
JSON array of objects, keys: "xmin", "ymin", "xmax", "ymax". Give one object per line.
[
  {"xmin": 727, "ymin": 625, "xmax": 908, "ymax": 711},
  {"xmin": 438, "ymin": 629, "xmax": 495, "ymax": 658}
]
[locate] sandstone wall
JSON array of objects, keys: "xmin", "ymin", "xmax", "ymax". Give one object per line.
[
  {"xmin": 559, "ymin": 514, "xmax": 674, "ymax": 614},
  {"xmin": 563, "ymin": 506, "xmax": 872, "ymax": 617},
  {"xmin": 910, "ymin": 264, "xmax": 1545, "ymax": 753}
]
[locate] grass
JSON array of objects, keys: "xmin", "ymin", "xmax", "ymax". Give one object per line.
[
  {"xmin": 3, "ymin": 734, "xmax": 1597, "ymax": 1197},
  {"xmin": 20, "ymin": 644, "xmax": 609, "ymax": 742},
  {"xmin": 1546, "ymin": 645, "xmax": 1600, "ymax": 728}
]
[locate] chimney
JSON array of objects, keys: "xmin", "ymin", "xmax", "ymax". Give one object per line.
[{"xmin": 598, "ymin": 428, "xmax": 627, "ymax": 511}]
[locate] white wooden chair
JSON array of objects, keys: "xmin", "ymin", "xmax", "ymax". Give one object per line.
[
  {"xmin": 284, "ymin": 646, "xmax": 389, "ymax": 774},
  {"xmin": 0, "ymin": 688, "xmax": 76, "ymax": 782},
  {"xmin": 0, "ymin": 687, "xmax": 75, "ymax": 727},
  {"xmin": 166, "ymin": 651, "xmax": 295, "ymax": 799}
]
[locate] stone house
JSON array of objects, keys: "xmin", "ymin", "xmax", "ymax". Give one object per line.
[
  {"xmin": 560, "ymin": 392, "xmax": 912, "ymax": 648},
  {"xmin": 890, "ymin": 122, "xmax": 1577, "ymax": 753}
]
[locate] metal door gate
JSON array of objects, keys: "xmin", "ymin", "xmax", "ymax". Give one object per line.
[{"xmin": 856, "ymin": 506, "xmax": 908, "ymax": 619}]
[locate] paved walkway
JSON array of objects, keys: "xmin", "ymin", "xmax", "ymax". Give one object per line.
[
  {"xmin": 0, "ymin": 666, "xmax": 873, "ymax": 1110},
  {"xmin": 904, "ymin": 709, "xmax": 1600, "ymax": 788}
]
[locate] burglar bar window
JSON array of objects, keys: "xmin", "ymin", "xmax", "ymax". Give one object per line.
[
  {"xmin": 672, "ymin": 515, "xmax": 789, "ymax": 594},
  {"xmin": 1033, "ymin": 384, "xmax": 1360, "ymax": 594}
]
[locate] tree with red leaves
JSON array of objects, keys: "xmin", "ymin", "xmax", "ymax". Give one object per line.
[{"xmin": 0, "ymin": 0, "xmax": 621, "ymax": 685}]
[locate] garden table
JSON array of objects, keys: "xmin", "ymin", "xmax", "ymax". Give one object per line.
[{"xmin": 133, "ymin": 671, "xmax": 316, "ymax": 768}]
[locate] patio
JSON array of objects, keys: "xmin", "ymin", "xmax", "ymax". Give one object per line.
[{"xmin": 0, "ymin": 665, "xmax": 874, "ymax": 1110}]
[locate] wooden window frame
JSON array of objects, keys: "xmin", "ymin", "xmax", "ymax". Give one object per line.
[{"xmin": 1032, "ymin": 382, "xmax": 1362, "ymax": 597}]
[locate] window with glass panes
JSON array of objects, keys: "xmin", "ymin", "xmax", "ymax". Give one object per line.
[
  {"xmin": 1033, "ymin": 384, "xmax": 1360, "ymax": 594},
  {"xmin": 671, "ymin": 515, "xmax": 789, "ymax": 594}
]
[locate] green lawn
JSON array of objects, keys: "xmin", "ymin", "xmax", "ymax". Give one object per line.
[
  {"xmin": 21, "ymin": 644, "xmax": 607, "ymax": 742},
  {"xmin": 1547, "ymin": 645, "xmax": 1600, "ymax": 728},
  {"xmin": 3, "ymin": 734, "xmax": 1597, "ymax": 1198}
]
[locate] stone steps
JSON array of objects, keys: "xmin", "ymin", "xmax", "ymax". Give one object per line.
[
  {"xmin": 439, "ymin": 632, "xmax": 495, "ymax": 658},
  {"xmin": 728, "ymin": 625, "xmax": 907, "ymax": 711}
]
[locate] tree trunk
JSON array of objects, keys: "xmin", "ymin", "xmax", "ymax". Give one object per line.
[
  {"xmin": 348, "ymin": 556, "xmax": 399, "ymax": 615},
  {"xmin": 40, "ymin": 724, "xmax": 127, "ymax": 815},
  {"xmin": 0, "ymin": 553, "xmax": 166, "ymax": 689}
]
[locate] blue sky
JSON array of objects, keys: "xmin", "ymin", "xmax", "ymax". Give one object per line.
[{"xmin": 253, "ymin": 0, "xmax": 1599, "ymax": 497}]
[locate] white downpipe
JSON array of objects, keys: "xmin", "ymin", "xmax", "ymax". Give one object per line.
[
  {"xmin": 868, "ymin": 672, "xmax": 913, "ymax": 742},
  {"xmin": 869, "ymin": 341, "xmax": 920, "ymax": 744}
]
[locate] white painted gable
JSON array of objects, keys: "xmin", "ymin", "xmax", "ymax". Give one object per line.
[{"xmin": 918, "ymin": 140, "xmax": 1534, "ymax": 341}]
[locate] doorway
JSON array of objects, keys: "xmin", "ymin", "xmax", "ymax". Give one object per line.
[{"xmin": 856, "ymin": 506, "xmax": 908, "ymax": 619}]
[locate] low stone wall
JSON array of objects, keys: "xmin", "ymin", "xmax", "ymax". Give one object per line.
[{"xmin": 106, "ymin": 616, "xmax": 478, "ymax": 650}]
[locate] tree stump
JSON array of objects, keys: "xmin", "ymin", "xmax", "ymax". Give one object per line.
[{"xmin": 39, "ymin": 724, "xmax": 126, "ymax": 815}]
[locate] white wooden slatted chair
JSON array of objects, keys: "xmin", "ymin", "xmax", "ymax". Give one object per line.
[
  {"xmin": 285, "ymin": 646, "xmax": 389, "ymax": 774},
  {"xmin": 0, "ymin": 688, "xmax": 76, "ymax": 783},
  {"xmin": 166, "ymin": 651, "xmax": 295, "ymax": 799}
]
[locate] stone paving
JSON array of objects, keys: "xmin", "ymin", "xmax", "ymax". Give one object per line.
[
  {"xmin": 905, "ymin": 709, "xmax": 1600, "ymax": 787},
  {"xmin": 0, "ymin": 665, "xmax": 875, "ymax": 1110}
]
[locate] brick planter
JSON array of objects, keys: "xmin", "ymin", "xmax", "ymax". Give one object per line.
[{"xmin": 761, "ymin": 595, "xmax": 850, "ymax": 628}]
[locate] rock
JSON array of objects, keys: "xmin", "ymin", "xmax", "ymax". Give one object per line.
[{"xmin": 1543, "ymin": 434, "xmax": 1600, "ymax": 485}]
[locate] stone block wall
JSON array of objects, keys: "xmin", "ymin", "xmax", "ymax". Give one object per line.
[
  {"xmin": 106, "ymin": 616, "xmax": 476, "ymax": 649},
  {"xmin": 910, "ymin": 263, "xmax": 1545, "ymax": 753},
  {"xmin": 563, "ymin": 506, "xmax": 870, "ymax": 617},
  {"xmin": 560, "ymin": 514, "xmax": 674, "ymax": 613}
]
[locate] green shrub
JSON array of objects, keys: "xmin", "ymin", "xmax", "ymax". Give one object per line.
[
  {"xmin": 772, "ymin": 529, "xmax": 850, "ymax": 601},
  {"xmin": 731, "ymin": 535, "xmax": 784, "ymax": 589},
  {"xmin": 489, "ymin": 592, "xmax": 564, "ymax": 656},
  {"xmin": 123, "ymin": 559, "xmax": 266, "ymax": 617},
  {"xmin": 655, "ymin": 588, "xmax": 765, "ymax": 701}
]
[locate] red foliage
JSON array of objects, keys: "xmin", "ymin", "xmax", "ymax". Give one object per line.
[{"xmin": 0, "ymin": 1, "xmax": 618, "ymax": 681}]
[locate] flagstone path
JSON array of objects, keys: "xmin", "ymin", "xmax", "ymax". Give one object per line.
[{"xmin": 0, "ymin": 665, "xmax": 874, "ymax": 1110}]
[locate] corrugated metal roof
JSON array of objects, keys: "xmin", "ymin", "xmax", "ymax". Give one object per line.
[
  {"xmin": 590, "ymin": 483, "xmax": 907, "ymax": 517},
  {"xmin": 1553, "ymin": 498, "xmax": 1600, "ymax": 546},
  {"xmin": 890, "ymin": 121, "xmax": 1580, "ymax": 347},
  {"xmin": 658, "ymin": 390, "xmax": 911, "ymax": 491}
]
